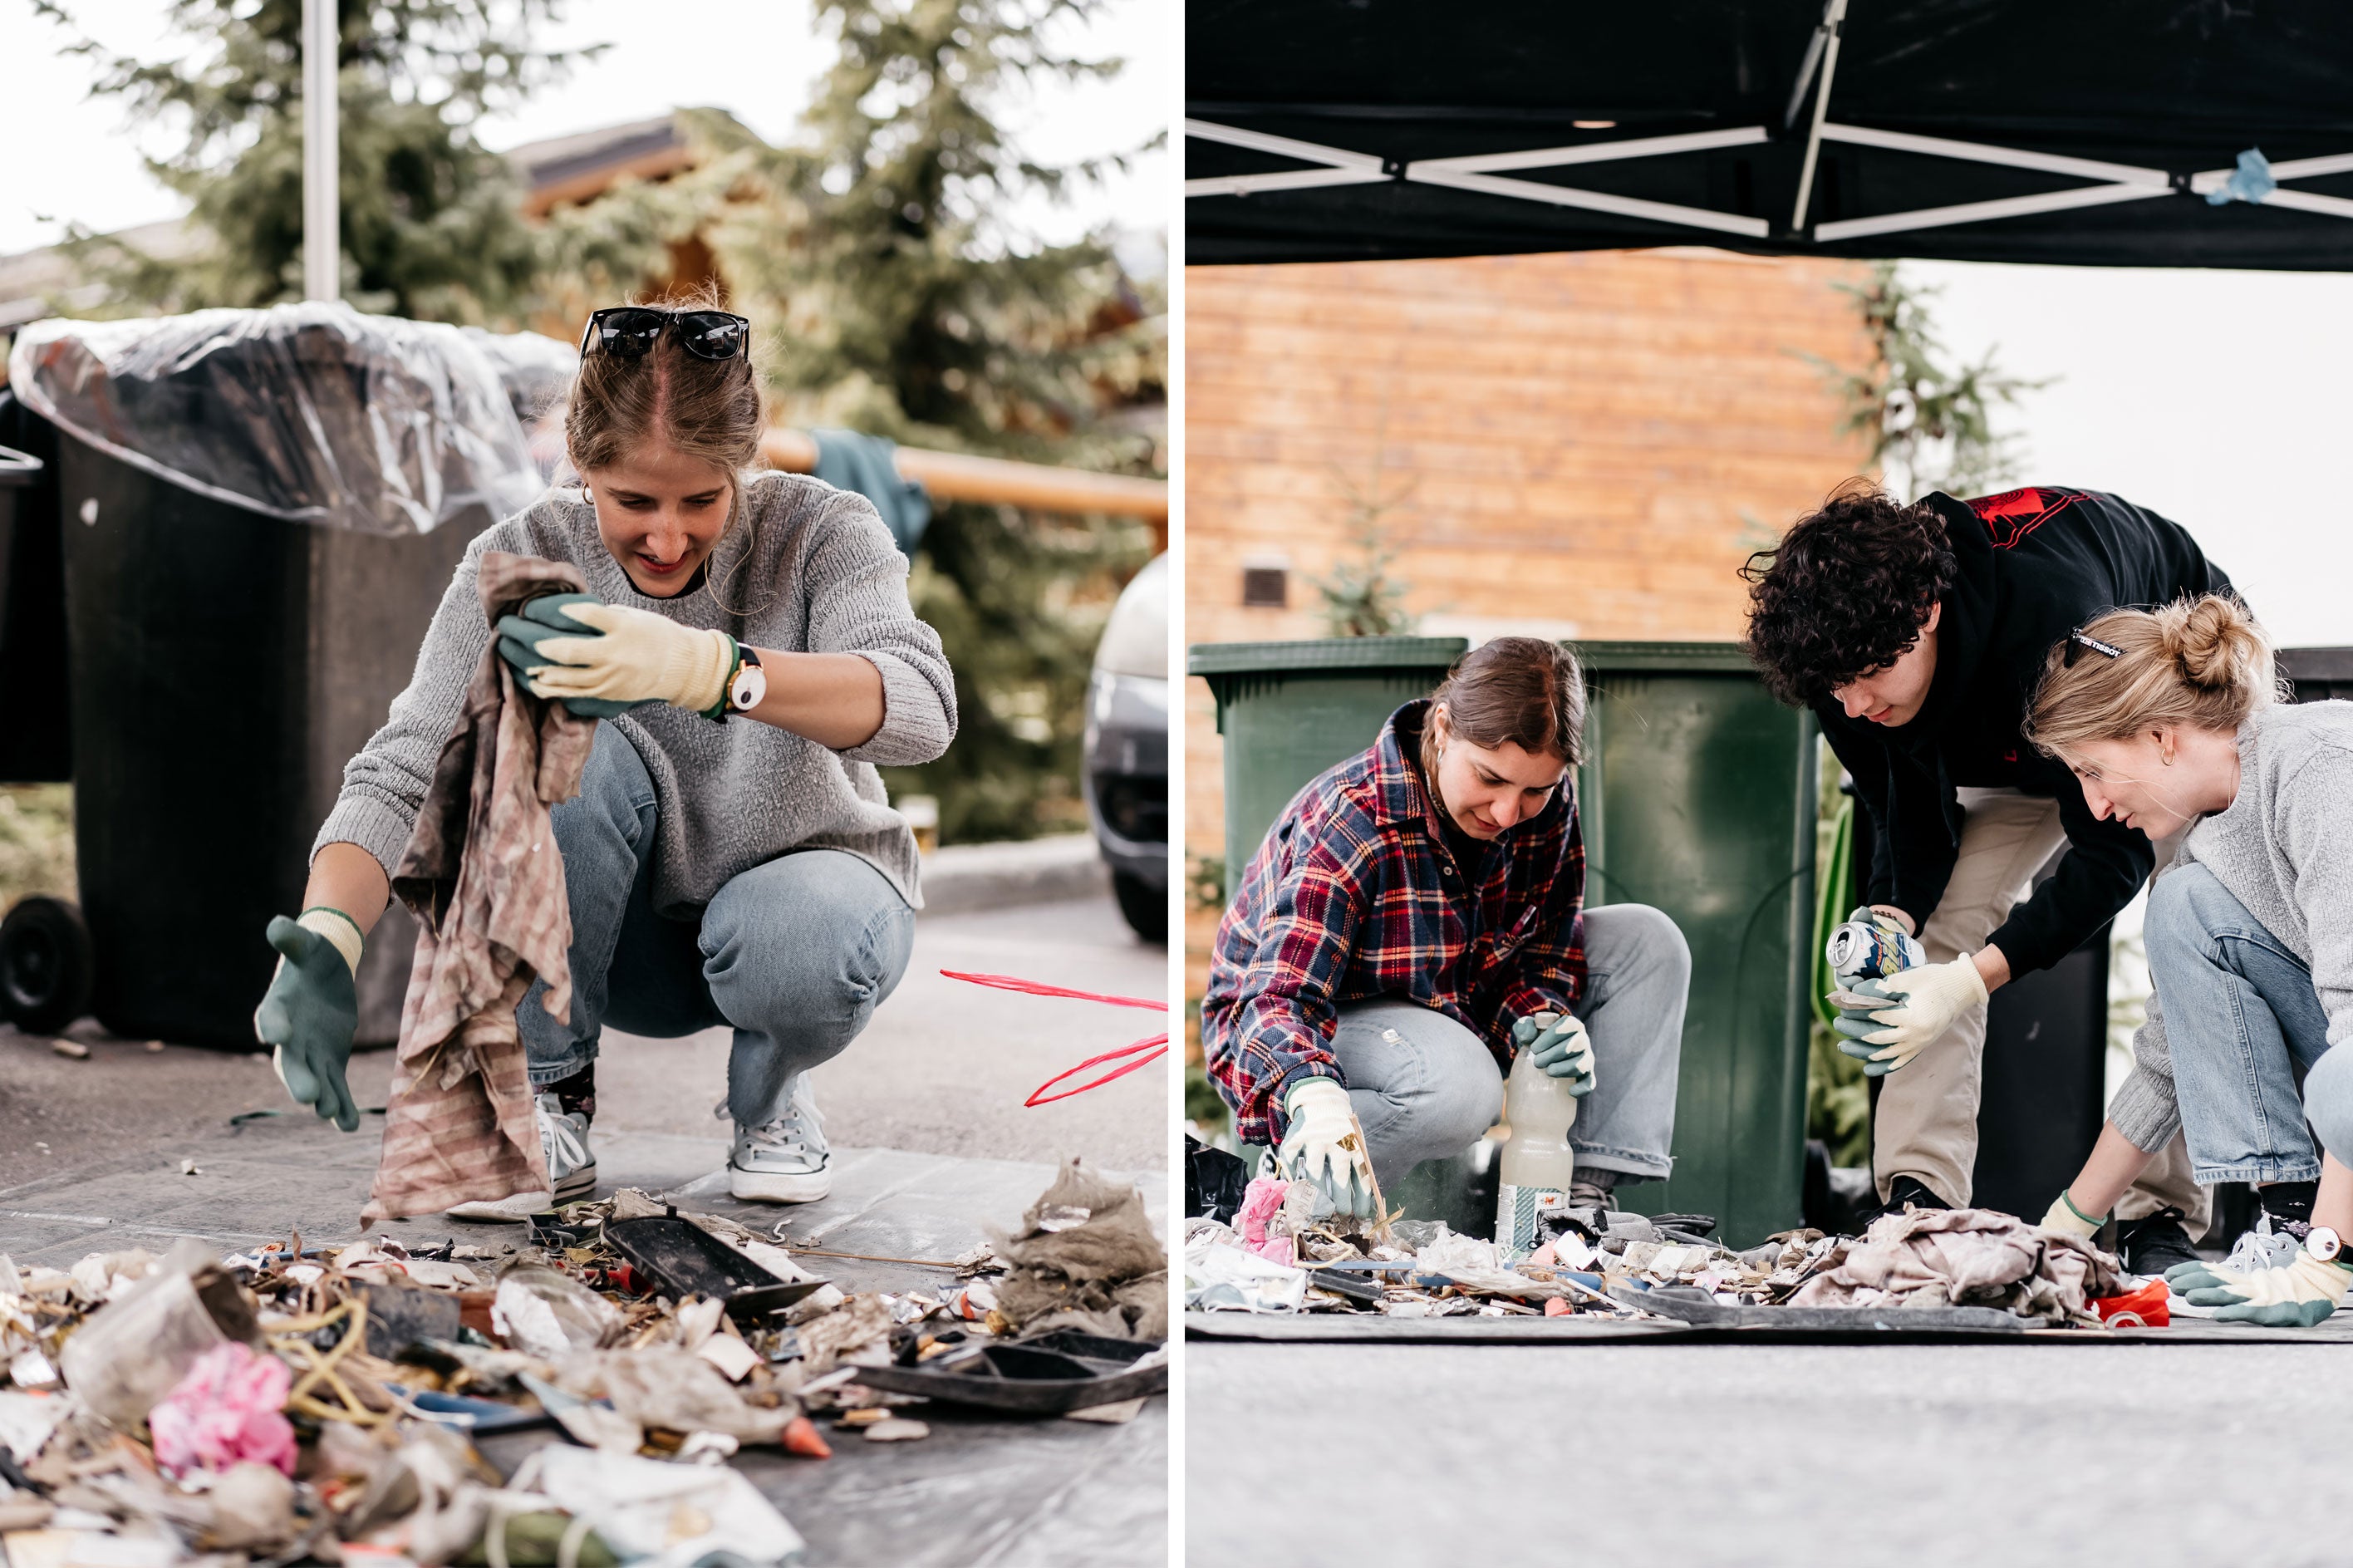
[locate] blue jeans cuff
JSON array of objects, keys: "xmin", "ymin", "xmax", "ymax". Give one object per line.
[{"xmin": 2193, "ymin": 1160, "xmax": 2322, "ymax": 1185}]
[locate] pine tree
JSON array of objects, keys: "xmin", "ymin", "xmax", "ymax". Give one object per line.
[{"xmin": 33, "ymin": 0, "xmax": 591, "ymax": 321}]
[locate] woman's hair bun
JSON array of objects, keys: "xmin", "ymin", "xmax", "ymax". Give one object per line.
[{"xmin": 2169, "ymin": 595, "xmax": 2262, "ymax": 691}]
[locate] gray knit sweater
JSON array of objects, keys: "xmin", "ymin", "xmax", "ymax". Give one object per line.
[
  {"xmin": 2110, "ymin": 700, "xmax": 2353, "ymax": 1151},
  {"xmin": 316, "ymin": 471, "xmax": 956, "ymax": 914}
]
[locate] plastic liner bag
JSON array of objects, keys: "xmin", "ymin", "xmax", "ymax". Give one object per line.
[{"xmin": 6, "ymin": 303, "xmax": 572, "ymax": 535}]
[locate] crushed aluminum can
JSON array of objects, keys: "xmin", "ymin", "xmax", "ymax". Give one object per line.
[{"xmin": 1826, "ymin": 918, "xmax": 1926, "ymax": 990}]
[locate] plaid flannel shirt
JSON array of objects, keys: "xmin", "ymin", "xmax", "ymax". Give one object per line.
[{"xmin": 1201, "ymin": 700, "xmax": 1588, "ymax": 1148}]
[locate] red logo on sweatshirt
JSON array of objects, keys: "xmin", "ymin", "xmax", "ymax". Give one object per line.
[{"xmin": 1967, "ymin": 487, "xmax": 2089, "ymax": 549}]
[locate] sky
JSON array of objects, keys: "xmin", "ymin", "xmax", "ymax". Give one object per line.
[
  {"xmin": 1906, "ymin": 259, "xmax": 2353, "ymax": 649},
  {"xmin": 0, "ymin": 0, "xmax": 1168, "ymax": 260}
]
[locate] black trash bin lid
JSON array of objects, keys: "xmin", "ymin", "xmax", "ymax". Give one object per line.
[{"xmin": 0, "ymin": 444, "xmax": 40, "ymax": 488}]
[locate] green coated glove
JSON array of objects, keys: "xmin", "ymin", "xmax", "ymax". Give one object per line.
[
  {"xmin": 1511, "ymin": 1010, "xmax": 1596, "ymax": 1096},
  {"xmin": 253, "ymin": 909, "xmax": 364, "ymax": 1133},
  {"xmin": 1832, "ymin": 956, "xmax": 1988, "ymax": 1077},
  {"xmin": 2166, "ymin": 1250, "xmax": 2353, "ymax": 1327},
  {"xmin": 1276, "ymin": 1076, "xmax": 1383, "ymax": 1222},
  {"xmin": 493, "ymin": 592, "xmax": 656, "ymax": 721},
  {"xmin": 2038, "ymin": 1190, "xmax": 2106, "ymax": 1241}
]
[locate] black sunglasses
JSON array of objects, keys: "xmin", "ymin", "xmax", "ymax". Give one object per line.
[
  {"xmin": 578, "ymin": 307, "xmax": 750, "ymax": 362},
  {"xmin": 2062, "ymin": 628, "xmax": 2124, "ymax": 666}
]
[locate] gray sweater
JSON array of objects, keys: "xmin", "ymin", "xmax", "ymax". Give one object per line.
[
  {"xmin": 2110, "ymin": 700, "xmax": 2353, "ymax": 1151},
  {"xmin": 316, "ymin": 471, "xmax": 956, "ymax": 914}
]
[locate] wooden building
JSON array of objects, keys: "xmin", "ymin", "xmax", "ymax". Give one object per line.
[{"xmin": 1184, "ymin": 244, "xmax": 1877, "ymax": 872}]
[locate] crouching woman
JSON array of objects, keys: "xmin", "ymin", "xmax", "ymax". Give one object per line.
[
  {"xmin": 2031, "ymin": 595, "xmax": 2353, "ymax": 1325},
  {"xmin": 1199, "ymin": 637, "xmax": 1692, "ymax": 1218}
]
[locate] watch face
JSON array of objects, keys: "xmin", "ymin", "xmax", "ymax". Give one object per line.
[
  {"xmin": 731, "ymin": 664, "xmax": 767, "ymax": 711},
  {"xmin": 2310, "ymin": 1226, "xmax": 2343, "ymax": 1264}
]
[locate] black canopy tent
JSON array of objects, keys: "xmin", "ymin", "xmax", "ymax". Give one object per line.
[{"xmin": 1187, "ymin": 1, "xmax": 2353, "ymax": 269}]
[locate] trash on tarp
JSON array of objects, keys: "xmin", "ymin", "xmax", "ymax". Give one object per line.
[
  {"xmin": 146, "ymin": 1344, "xmax": 296, "ymax": 1478},
  {"xmin": 990, "ymin": 1158, "xmax": 1169, "ymax": 1341},
  {"xmin": 512, "ymin": 1445, "xmax": 803, "ymax": 1568}
]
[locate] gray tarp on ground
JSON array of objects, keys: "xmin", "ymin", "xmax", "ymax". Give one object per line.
[{"xmin": 5, "ymin": 303, "xmax": 576, "ymax": 535}]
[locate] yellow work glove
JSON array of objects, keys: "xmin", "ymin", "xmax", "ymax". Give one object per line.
[
  {"xmin": 1833, "ymin": 954, "xmax": 1988, "ymax": 1075},
  {"xmin": 1277, "ymin": 1076, "xmax": 1383, "ymax": 1222},
  {"xmin": 2039, "ymin": 1190, "xmax": 2106, "ymax": 1241},
  {"xmin": 513, "ymin": 601, "xmax": 737, "ymax": 715}
]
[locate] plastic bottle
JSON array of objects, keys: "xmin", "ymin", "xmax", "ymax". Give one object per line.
[{"xmin": 1496, "ymin": 1041, "xmax": 1580, "ymax": 1261}]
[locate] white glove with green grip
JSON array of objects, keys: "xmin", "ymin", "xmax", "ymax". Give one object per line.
[
  {"xmin": 2166, "ymin": 1247, "xmax": 2353, "ymax": 1327},
  {"xmin": 253, "ymin": 907, "xmax": 364, "ymax": 1133},
  {"xmin": 505, "ymin": 599, "xmax": 739, "ymax": 715},
  {"xmin": 1833, "ymin": 954, "xmax": 1988, "ymax": 1075},
  {"xmin": 2038, "ymin": 1190, "xmax": 2105, "ymax": 1241},
  {"xmin": 1511, "ymin": 1010, "xmax": 1595, "ymax": 1095},
  {"xmin": 1276, "ymin": 1076, "xmax": 1383, "ymax": 1222}
]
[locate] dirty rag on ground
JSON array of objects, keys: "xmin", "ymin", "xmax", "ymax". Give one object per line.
[
  {"xmin": 363, "ymin": 551, "xmax": 597, "ymax": 1224},
  {"xmin": 1791, "ymin": 1207, "xmax": 2123, "ymax": 1325}
]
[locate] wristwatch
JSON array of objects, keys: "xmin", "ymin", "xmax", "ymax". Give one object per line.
[
  {"xmin": 726, "ymin": 644, "xmax": 765, "ymax": 715},
  {"xmin": 2306, "ymin": 1226, "xmax": 2345, "ymax": 1265}
]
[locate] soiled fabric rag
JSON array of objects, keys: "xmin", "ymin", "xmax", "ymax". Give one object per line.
[
  {"xmin": 1791, "ymin": 1207, "xmax": 2122, "ymax": 1326},
  {"xmin": 362, "ymin": 551, "xmax": 597, "ymax": 1225}
]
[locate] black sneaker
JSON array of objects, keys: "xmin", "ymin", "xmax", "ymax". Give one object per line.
[
  {"xmin": 1852, "ymin": 1173, "xmax": 1949, "ymax": 1232},
  {"xmin": 2115, "ymin": 1206, "xmax": 2201, "ymax": 1277}
]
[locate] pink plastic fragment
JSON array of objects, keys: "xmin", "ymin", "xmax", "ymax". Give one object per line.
[
  {"xmin": 1235, "ymin": 1176, "xmax": 1297, "ymax": 1267},
  {"xmin": 148, "ymin": 1342, "xmax": 297, "ymax": 1478}
]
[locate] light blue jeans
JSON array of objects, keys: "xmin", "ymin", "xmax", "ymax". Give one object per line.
[
  {"xmin": 515, "ymin": 726, "xmax": 916, "ymax": 1125},
  {"xmin": 1328, "ymin": 902, "xmax": 1691, "ymax": 1188},
  {"xmin": 2148, "ymin": 862, "xmax": 2351, "ymax": 1184}
]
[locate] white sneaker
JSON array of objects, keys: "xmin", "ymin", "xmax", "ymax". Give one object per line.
[
  {"xmin": 447, "ymin": 1094, "xmax": 597, "ymax": 1221},
  {"xmin": 725, "ymin": 1075, "xmax": 832, "ymax": 1204}
]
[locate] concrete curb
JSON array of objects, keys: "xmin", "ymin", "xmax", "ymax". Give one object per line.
[{"xmin": 915, "ymin": 833, "xmax": 1112, "ymax": 917}]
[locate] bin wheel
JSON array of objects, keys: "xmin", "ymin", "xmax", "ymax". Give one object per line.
[
  {"xmin": 0, "ymin": 896, "xmax": 95, "ymax": 1035},
  {"xmin": 1111, "ymin": 869, "xmax": 1167, "ymax": 944}
]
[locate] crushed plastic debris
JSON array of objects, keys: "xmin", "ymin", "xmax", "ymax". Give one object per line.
[{"xmin": 0, "ymin": 1162, "xmax": 1167, "ymax": 1564}]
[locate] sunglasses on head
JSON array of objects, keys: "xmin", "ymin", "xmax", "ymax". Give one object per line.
[
  {"xmin": 578, "ymin": 306, "xmax": 750, "ymax": 362},
  {"xmin": 2062, "ymin": 628, "xmax": 2124, "ymax": 666}
]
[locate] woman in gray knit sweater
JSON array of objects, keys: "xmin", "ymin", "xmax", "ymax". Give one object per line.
[
  {"xmin": 2026, "ymin": 595, "xmax": 2353, "ymax": 1325},
  {"xmin": 253, "ymin": 302, "xmax": 955, "ymax": 1219}
]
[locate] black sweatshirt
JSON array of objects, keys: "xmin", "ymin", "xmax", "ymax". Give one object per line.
[{"xmin": 1815, "ymin": 487, "xmax": 2233, "ymax": 977}]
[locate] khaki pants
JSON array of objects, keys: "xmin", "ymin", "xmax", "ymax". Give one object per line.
[{"xmin": 1874, "ymin": 788, "xmax": 2211, "ymax": 1236}]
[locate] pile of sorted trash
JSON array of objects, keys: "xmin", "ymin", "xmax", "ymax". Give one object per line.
[
  {"xmin": 1185, "ymin": 1143, "xmax": 2137, "ymax": 1329},
  {"xmin": 0, "ymin": 1160, "xmax": 1166, "ymax": 1566}
]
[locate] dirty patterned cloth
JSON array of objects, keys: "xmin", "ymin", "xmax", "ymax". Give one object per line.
[
  {"xmin": 362, "ymin": 552, "xmax": 597, "ymax": 1224},
  {"xmin": 1791, "ymin": 1207, "xmax": 2122, "ymax": 1325}
]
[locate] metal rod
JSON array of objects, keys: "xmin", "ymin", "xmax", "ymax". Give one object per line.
[
  {"xmin": 1182, "ymin": 118, "xmax": 1385, "ymax": 173},
  {"xmin": 1408, "ymin": 165, "xmax": 1771, "ymax": 238},
  {"xmin": 1822, "ymin": 122, "xmax": 2168, "ymax": 187},
  {"xmin": 1185, "ymin": 168, "xmax": 1393, "ymax": 199},
  {"xmin": 1783, "ymin": 3, "xmax": 1835, "ymax": 130},
  {"xmin": 1813, "ymin": 180, "xmax": 2166, "ymax": 243},
  {"xmin": 1789, "ymin": 0, "xmax": 1849, "ymax": 232},
  {"xmin": 2254, "ymin": 187, "xmax": 2353, "ymax": 222},
  {"xmin": 1416, "ymin": 125, "xmax": 1769, "ymax": 176},
  {"xmin": 2190, "ymin": 150, "xmax": 2353, "ymax": 194},
  {"xmin": 301, "ymin": 0, "xmax": 338, "ymax": 302}
]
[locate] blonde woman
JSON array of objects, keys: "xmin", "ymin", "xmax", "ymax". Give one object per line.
[
  {"xmin": 252, "ymin": 299, "xmax": 955, "ymax": 1217},
  {"xmin": 2027, "ymin": 595, "xmax": 2353, "ymax": 1325}
]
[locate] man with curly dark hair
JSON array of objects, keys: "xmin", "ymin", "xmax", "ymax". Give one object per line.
[{"xmin": 1744, "ymin": 479, "xmax": 2232, "ymax": 1267}]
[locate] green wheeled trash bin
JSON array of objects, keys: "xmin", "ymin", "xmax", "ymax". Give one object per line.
[{"xmin": 1191, "ymin": 637, "xmax": 1818, "ymax": 1246}]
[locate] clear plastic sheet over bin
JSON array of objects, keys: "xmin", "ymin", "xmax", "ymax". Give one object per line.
[{"xmin": 5, "ymin": 302, "xmax": 575, "ymax": 536}]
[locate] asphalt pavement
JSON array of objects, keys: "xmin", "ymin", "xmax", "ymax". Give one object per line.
[
  {"xmin": 1190, "ymin": 1339, "xmax": 2353, "ymax": 1565},
  {"xmin": 0, "ymin": 888, "xmax": 1167, "ymax": 1191}
]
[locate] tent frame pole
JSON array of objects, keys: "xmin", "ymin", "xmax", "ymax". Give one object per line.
[{"xmin": 1789, "ymin": 0, "xmax": 1849, "ymax": 231}]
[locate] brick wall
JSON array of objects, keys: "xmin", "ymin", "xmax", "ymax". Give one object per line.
[{"xmin": 1184, "ymin": 245, "xmax": 1876, "ymax": 870}]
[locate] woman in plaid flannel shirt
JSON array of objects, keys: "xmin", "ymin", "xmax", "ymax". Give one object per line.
[{"xmin": 1201, "ymin": 637, "xmax": 1692, "ymax": 1218}]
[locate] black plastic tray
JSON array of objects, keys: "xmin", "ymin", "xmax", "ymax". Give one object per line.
[
  {"xmin": 601, "ymin": 1210, "xmax": 829, "ymax": 1320},
  {"xmin": 850, "ymin": 1329, "xmax": 1167, "ymax": 1414}
]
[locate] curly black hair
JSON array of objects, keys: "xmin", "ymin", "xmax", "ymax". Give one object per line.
[{"xmin": 1740, "ymin": 479, "xmax": 1958, "ymax": 707}]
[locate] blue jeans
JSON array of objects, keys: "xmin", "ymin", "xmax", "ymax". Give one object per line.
[
  {"xmin": 1327, "ymin": 902, "xmax": 1691, "ymax": 1189},
  {"xmin": 515, "ymin": 726, "xmax": 916, "ymax": 1125},
  {"xmin": 2147, "ymin": 862, "xmax": 2349, "ymax": 1184}
]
